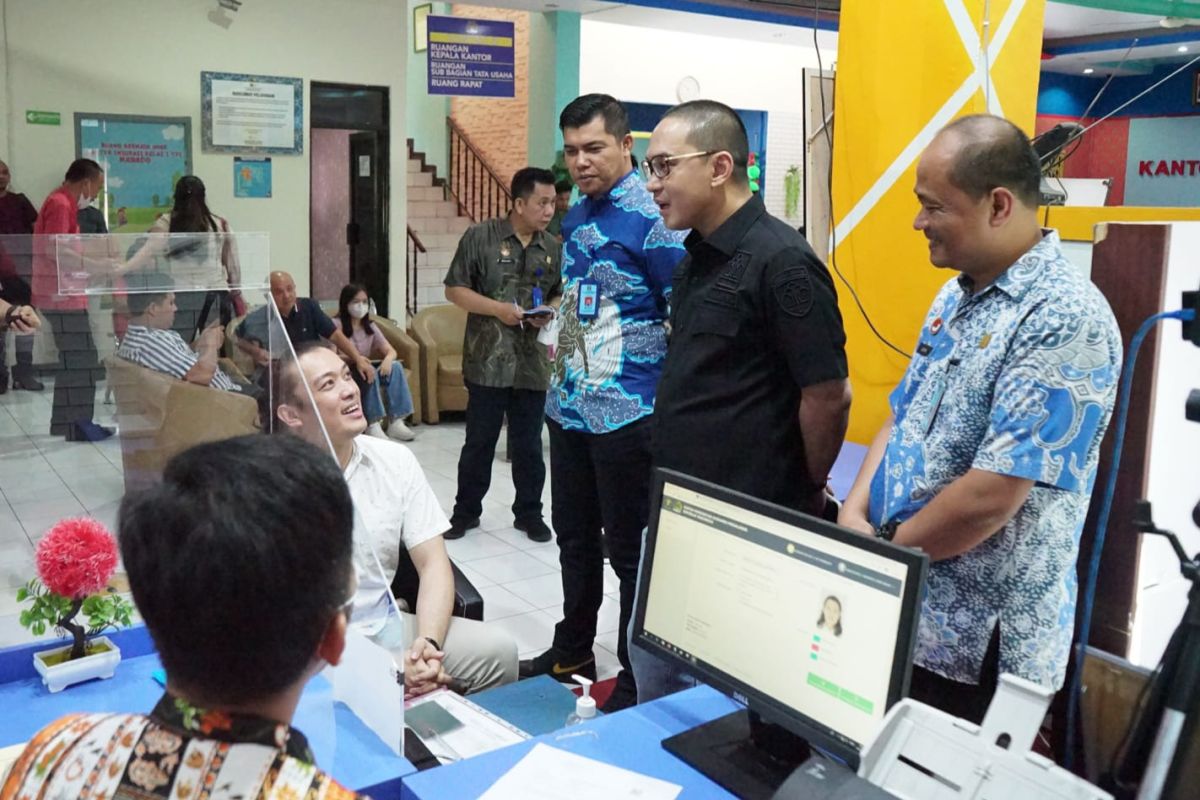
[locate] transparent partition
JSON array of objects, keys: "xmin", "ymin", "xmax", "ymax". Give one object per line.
[
  {"xmin": 257, "ymin": 297, "xmax": 408, "ymax": 754},
  {"xmin": 0, "ymin": 231, "xmax": 407, "ymax": 759}
]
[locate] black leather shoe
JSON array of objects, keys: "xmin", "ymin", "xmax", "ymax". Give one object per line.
[
  {"xmin": 0, "ymin": 375, "xmax": 7, "ymax": 395},
  {"xmin": 518, "ymin": 648, "xmax": 596, "ymax": 683},
  {"xmin": 600, "ymin": 669, "xmax": 638, "ymax": 713},
  {"xmin": 12, "ymin": 375, "xmax": 44, "ymax": 391},
  {"xmin": 514, "ymin": 517, "xmax": 552, "ymax": 543},
  {"xmin": 443, "ymin": 516, "xmax": 480, "ymax": 540}
]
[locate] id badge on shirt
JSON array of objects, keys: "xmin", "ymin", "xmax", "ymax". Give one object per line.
[{"xmin": 577, "ymin": 279, "xmax": 600, "ymax": 321}]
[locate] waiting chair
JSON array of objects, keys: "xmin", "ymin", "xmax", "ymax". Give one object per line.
[
  {"xmin": 411, "ymin": 304, "xmax": 468, "ymax": 424},
  {"xmin": 389, "ymin": 548, "xmax": 484, "ymax": 621},
  {"xmin": 106, "ymin": 356, "xmax": 260, "ymax": 493}
]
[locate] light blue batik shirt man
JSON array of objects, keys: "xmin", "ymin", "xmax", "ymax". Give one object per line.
[{"xmin": 868, "ymin": 229, "xmax": 1121, "ymax": 689}]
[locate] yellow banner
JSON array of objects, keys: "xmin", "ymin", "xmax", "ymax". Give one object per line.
[
  {"xmin": 429, "ymin": 32, "xmax": 513, "ymax": 47},
  {"xmin": 831, "ymin": 0, "xmax": 1047, "ymax": 443}
]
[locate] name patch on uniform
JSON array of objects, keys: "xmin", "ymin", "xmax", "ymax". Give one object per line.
[{"xmin": 772, "ymin": 267, "xmax": 812, "ymax": 318}]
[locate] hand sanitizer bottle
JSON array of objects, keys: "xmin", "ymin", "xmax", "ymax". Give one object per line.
[{"xmin": 565, "ymin": 673, "xmax": 597, "ymax": 726}]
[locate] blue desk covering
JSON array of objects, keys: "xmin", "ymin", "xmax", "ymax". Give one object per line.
[
  {"xmin": 400, "ymin": 685, "xmax": 742, "ymax": 799},
  {"xmin": 0, "ymin": 650, "xmax": 414, "ymax": 796},
  {"xmin": 468, "ymin": 674, "xmax": 578, "ymax": 736}
]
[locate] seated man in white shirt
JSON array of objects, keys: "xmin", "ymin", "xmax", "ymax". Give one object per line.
[
  {"xmin": 116, "ymin": 271, "xmax": 238, "ymax": 392},
  {"xmin": 271, "ymin": 342, "xmax": 517, "ymax": 695}
]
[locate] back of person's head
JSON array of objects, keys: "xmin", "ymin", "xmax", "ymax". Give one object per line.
[
  {"xmin": 939, "ymin": 114, "xmax": 1042, "ymax": 209},
  {"xmin": 511, "ymin": 167, "xmax": 557, "ymax": 200},
  {"xmin": 559, "ymin": 93, "xmax": 630, "ymax": 139},
  {"xmin": 119, "ymin": 434, "xmax": 354, "ymax": 705},
  {"xmin": 555, "ymin": 178, "xmax": 573, "ymax": 195},
  {"xmin": 661, "ymin": 100, "xmax": 750, "ymax": 186},
  {"xmin": 125, "ymin": 271, "xmax": 175, "ymax": 316},
  {"xmin": 170, "ymin": 175, "xmax": 217, "ymax": 233},
  {"xmin": 64, "ymin": 158, "xmax": 102, "ymax": 183}
]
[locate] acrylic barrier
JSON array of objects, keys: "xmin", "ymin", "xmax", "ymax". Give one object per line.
[{"xmin": 0, "ymin": 241, "xmax": 409, "ymax": 760}]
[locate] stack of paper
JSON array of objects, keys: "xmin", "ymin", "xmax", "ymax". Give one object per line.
[{"xmin": 479, "ymin": 743, "xmax": 683, "ymax": 800}]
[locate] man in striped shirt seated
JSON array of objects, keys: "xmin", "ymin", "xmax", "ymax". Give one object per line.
[{"xmin": 116, "ymin": 271, "xmax": 238, "ymax": 392}]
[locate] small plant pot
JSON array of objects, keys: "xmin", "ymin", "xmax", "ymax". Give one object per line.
[{"xmin": 32, "ymin": 636, "xmax": 122, "ymax": 693}]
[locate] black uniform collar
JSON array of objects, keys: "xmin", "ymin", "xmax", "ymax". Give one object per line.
[{"xmin": 684, "ymin": 193, "xmax": 766, "ymax": 259}]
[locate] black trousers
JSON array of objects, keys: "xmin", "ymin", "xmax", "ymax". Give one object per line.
[
  {"xmin": 452, "ymin": 381, "xmax": 547, "ymax": 523},
  {"xmin": 44, "ymin": 309, "xmax": 100, "ymax": 436},
  {"xmin": 547, "ymin": 416, "xmax": 653, "ymax": 679},
  {"xmin": 908, "ymin": 625, "xmax": 1003, "ymax": 725}
]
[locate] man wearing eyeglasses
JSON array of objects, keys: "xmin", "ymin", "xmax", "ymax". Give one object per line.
[
  {"xmin": 632, "ymin": 100, "xmax": 851, "ymax": 701},
  {"xmin": 521, "ymin": 94, "xmax": 687, "ymax": 711}
]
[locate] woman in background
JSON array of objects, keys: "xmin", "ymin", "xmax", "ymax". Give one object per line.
[
  {"xmin": 125, "ymin": 176, "xmax": 244, "ymax": 341},
  {"xmin": 336, "ymin": 283, "xmax": 414, "ymax": 441}
]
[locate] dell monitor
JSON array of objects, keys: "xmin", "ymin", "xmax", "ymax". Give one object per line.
[{"xmin": 634, "ymin": 469, "xmax": 928, "ymax": 799}]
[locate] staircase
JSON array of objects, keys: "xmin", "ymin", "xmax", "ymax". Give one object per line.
[{"xmin": 406, "ymin": 141, "xmax": 472, "ymax": 311}]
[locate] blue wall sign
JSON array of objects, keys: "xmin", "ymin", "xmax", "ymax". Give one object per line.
[{"xmin": 427, "ymin": 16, "xmax": 515, "ymax": 98}]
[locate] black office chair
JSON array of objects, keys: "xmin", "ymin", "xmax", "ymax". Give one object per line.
[{"xmin": 389, "ymin": 547, "xmax": 485, "ymax": 621}]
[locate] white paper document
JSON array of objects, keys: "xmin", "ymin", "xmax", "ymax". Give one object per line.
[{"xmin": 478, "ymin": 743, "xmax": 683, "ymax": 800}]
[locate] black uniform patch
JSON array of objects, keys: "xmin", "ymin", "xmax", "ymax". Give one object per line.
[{"xmin": 773, "ymin": 267, "xmax": 812, "ymax": 318}]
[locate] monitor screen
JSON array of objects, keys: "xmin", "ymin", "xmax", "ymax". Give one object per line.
[{"xmin": 635, "ymin": 470, "xmax": 927, "ymax": 760}]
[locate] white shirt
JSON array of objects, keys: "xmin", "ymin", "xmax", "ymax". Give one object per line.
[{"xmin": 343, "ymin": 435, "xmax": 448, "ymax": 626}]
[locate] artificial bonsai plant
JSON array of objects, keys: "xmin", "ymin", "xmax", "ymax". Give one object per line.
[{"xmin": 16, "ymin": 517, "xmax": 134, "ymax": 661}]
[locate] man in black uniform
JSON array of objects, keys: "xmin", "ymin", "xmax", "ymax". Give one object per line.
[
  {"xmin": 443, "ymin": 167, "xmax": 562, "ymax": 542},
  {"xmin": 632, "ymin": 99, "xmax": 852, "ymax": 701}
]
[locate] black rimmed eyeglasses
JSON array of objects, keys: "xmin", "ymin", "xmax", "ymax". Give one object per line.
[{"xmin": 640, "ymin": 151, "xmax": 715, "ymax": 180}]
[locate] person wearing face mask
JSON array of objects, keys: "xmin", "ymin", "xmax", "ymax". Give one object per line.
[
  {"xmin": 31, "ymin": 158, "xmax": 112, "ymax": 440},
  {"xmin": 335, "ymin": 283, "xmax": 415, "ymax": 441}
]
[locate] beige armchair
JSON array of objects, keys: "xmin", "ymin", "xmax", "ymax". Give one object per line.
[
  {"xmin": 105, "ymin": 356, "xmax": 260, "ymax": 493},
  {"xmin": 411, "ymin": 304, "xmax": 468, "ymax": 424}
]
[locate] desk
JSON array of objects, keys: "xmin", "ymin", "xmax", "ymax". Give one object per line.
[
  {"xmin": 0, "ymin": 639, "xmax": 415, "ymax": 797},
  {"xmin": 400, "ymin": 685, "xmax": 742, "ymax": 799},
  {"xmin": 469, "ymin": 674, "xmax": 578, "ymax": 736}
]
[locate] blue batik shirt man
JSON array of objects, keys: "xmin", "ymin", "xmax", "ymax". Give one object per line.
[
  {"xmin": 839, "ymin": 115, "xmax": 1122, "ymax": 724},
  {"xmin": 522, "ymin": 95, "xmax": 686, "ymax": 711},
  {"xmin": 546, "ymin": 168, "xmax": 686, "ymax": 430}
]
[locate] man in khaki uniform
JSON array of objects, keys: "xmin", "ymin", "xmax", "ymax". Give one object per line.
[{"xmin": 443, "ymin": 167, "xmax": 562, "ymax": 542}]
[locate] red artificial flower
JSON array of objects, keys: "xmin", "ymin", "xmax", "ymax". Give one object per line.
[{"xmin": 35, "ymin": 517, "xmax": 119, "ymax": 599}]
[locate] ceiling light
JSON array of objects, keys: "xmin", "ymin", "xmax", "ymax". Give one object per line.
[
  {"xmin": 1180, "ymin": 45, "xmax": 1191, "ymax": 52},
  {"xmin": 1083, "ymin": 67, "xmax": 1095, "ymax": 74}
]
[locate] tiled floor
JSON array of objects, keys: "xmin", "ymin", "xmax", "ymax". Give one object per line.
[{"xmin": 0, "ymin": 382, "xmax": 623, "ymax": 682}]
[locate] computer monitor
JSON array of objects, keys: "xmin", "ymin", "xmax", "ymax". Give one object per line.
[{"xmin": 633, "ymin": 469, "xmax": 928, "ymax": 799}]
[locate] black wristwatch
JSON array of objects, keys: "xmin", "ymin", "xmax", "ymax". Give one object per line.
[{"xmin": 876, "ymin": 519, "xmax": 900, "ymax": 541}]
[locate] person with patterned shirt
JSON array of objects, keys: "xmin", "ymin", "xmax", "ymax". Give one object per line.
[
  {"xmin": 1, "ymin": 435, "xmax": 369, "ymax": 799},
  {"xmin": 520, "ymin": 94, "xmax": 688, "ymax": 712},
  {"xmin": 443, "ymin": 166, "xmax": 563, "ymax": 544},
  {"xmin": 839, "ymin": 115, "xmax": 1122, "ymax": 724},
  {"xmin": 116, "ymin": 271, "xmax": 239, "ymax": 392}
]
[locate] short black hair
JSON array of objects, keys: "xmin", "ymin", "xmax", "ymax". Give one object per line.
[
  {"xmin": 554, "ymin": 179, "xmax": 573, "ymax": 194},
  {"xmin": 662, "ymin": 100, "xmax": 750, "ymax": 185},
  {"xmin": 511, "ymin": 167, "xmax": 557, "ymax": 201},
  {"xmin": 258, "ymin": 340, "xmax": 338, "ymax": 430},
  {"xmin": 940, "ymin": 115, "xmax": 1042, "ymax": 208},
  {"xmin": 559, "ymin": 93, "xmax": 630, "ymax": 140},
  {"xmin": 125, "ymin": 271, "xmax": 175, "ymax": 316},
  {"xmin": 65, "ymin": 158, "xmax": 103, "ymax": 183},
  {"xmin": 119, "ymin": 435, "xmax": 354, "ymax": 705}
]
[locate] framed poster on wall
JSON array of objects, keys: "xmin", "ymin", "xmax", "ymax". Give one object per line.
[
  {"xmin": 201, "ymin": 71, "xmax": 303, "ymax": 154},
  {"xmin": 74, "ymin": 112, "xmax": 192, "ymax": 233}
]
